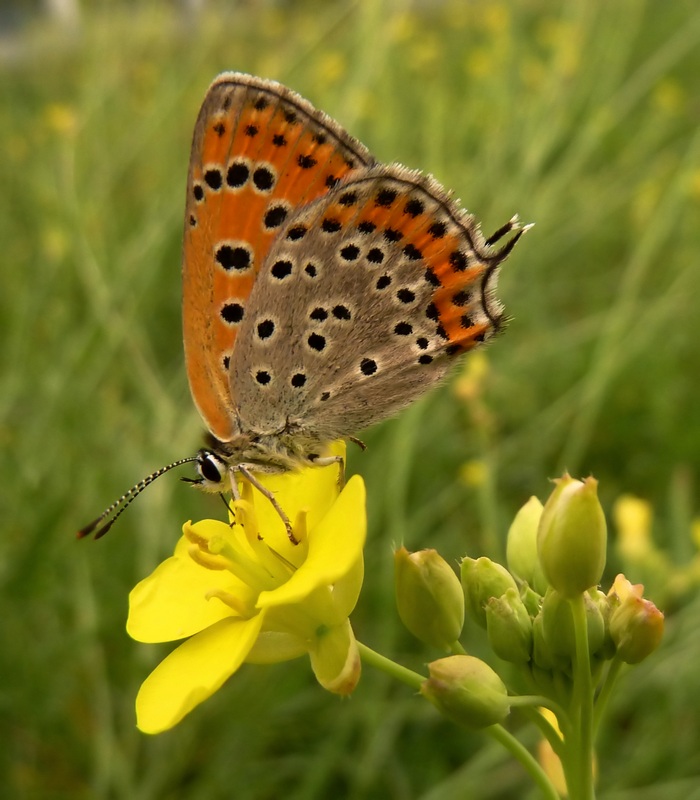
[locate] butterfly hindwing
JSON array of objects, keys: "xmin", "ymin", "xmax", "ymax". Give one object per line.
[
  {"xmin": 182, "ymin": 72, "xmax": 375, "ymax": 441},
  {"xmin": 231, "ymin": 163, "xmax": 513, "ymax": 441}
]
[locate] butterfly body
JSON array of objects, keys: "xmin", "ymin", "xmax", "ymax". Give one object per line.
[{"xmin": 197, "ymin": 428, "xmax": 328, "ymax": 480}]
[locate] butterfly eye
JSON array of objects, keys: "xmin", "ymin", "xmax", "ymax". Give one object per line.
[{"xmin": 196, "ymin": 450, "xmax": 227, "ymax": 485}]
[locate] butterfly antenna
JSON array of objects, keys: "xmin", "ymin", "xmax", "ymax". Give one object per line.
[{"xmin": 77, "ymin": 456, "xmax": 201, "ymax": 540}]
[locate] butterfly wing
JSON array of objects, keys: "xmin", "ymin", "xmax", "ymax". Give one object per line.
[
  {"xmin": 231, "ymin": 163, "xmax": 522, "ymax": 442},
  {"xmin": 182, "ymin": 73, "xmax": 375, "ymax": 442}
]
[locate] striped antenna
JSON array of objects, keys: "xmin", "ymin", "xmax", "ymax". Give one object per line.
[{"xmin": 77, "ymin": 456, "xmax": 201, "ymax": 540}]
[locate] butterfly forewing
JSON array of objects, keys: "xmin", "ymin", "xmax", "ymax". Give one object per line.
[
  {"xmin": 182, "ymin": 73, "xmax": 375, "ymax": 442},
  {"xmin": 231, "ymin": 163, "xmax": 510, "ymax": 441}
]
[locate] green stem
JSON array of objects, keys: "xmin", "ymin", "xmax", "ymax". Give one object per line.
[
  {"xmin": 357, "ymin": 641, "xmax": 426, "ymax": 690},
  {"xmin": 359, "ymin": 642, "xmax": 561, "ymax": 798},
  {"xmin": 450, "ymin": 640, "xmax": 468, "ymax": 655},
  {"xmin": 569, "ymin": 595, "xmax": 595, "ymax": 800},
  {"xmin": 488, "ymin": 724, "xmax": 560, "ymax": 800},
  {"xmin": 511, "ymin": 700, "xmax": 566, "ymax": 758},
  {"xmin": 593, "ymin": 656, "xmax": 624, "ymax": 737}
]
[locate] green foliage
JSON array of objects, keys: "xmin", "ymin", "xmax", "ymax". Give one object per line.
[{"xmin": 2, "ymin": 0, "xmax": 699, "ymax": 796}]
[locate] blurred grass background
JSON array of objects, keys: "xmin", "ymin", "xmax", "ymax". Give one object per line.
[{"xmin": 2, "ymin": 0, "xmax": 700, "ymax": 797}]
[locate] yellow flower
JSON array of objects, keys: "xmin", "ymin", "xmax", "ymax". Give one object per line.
[
  {"xmin": 127, "ymin": 443, "xmax": 366, "ymax": 734},
  {"xmin": 613, "ymin": 494, "xmax": 653, "ymax": 560}
]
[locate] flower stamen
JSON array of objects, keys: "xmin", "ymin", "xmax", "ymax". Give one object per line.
[
  {"xmin": 205, "ymin": 588, "xmax": 257, "ymax": 618},
  {"xmin": 187, "ymin": 545, "xmax": 230, "ymax": 571},
  {"xmin": 293, "ymin": 509, "xmax": 310, "ymax": 551}
]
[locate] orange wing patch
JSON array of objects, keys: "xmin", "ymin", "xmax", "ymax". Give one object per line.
[{"xmin": 182, "ymin": 74, "xmax": 374, "ymax": 441}]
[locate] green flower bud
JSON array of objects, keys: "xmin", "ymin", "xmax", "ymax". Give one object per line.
[
  {"xmin": 394, "ymin": 547, "xmax": 464, "ymax": 650},
  {"xmin": 538, "ymin": 588, "xmax": 605, "ymax": 665},
  {"xmin": 538, "ymin": 590, "xmax": 575, "ymax": 669},
  {"xmin": 589, "ymin": 587, "xmax": 616, "ymax": 660},
  {"xmin": 608, "ymin": 575, "xmax": 664, "ymax": 664},
  {"xmin": 520, "ymin": 583, "xmax": 543, "ymax": 618},
  {"xmin": 537, "ymin": 475, "xmax": 607, "ymax": 598},
  {"xmin": 506, "ymin": 496, "xmax": 548, "ymax": 593},
  {"xmin": 421, "ymin": 655, "xmax": 510, "ymax": 729},
  {"xmin": 532, "ymin": 612, "xmax": 555, "ymax": 670},
  {"xmin": 485, "ymin": 587, "xmax": 533, "ymax": 663},
  {"xmin": 582, "ymin": 590, "xmax": 606, "ymax": 657},
  {"xmin": 461, "ymin": 556, "xmax": 518, "ymax": 628}
]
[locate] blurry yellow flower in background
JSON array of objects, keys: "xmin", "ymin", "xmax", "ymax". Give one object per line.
[
  {"xmin": 613, "ymin": 494, "xmax": 654, "ymax": 561},
  {"xmin": 127, "ymin": 443, "xmax": 366, "ymax": 734},
  {"xmin": 44, "ymin": 103, "xmax": 77, "ymax": 136}
]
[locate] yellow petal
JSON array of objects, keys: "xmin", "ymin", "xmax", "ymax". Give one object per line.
[
  {"xmin": 251, "ymin": 441, "xmax": 347, "ymax": 559},
  {"xmin": 127, "ymin": 544, "xmax": 253, "ymax": 642},
  {"xmin": 256, "ymin": 475, "xmax": 366, "ymax": 610},
  {"xmin": 309, "ymin": 620, "xmax": 361, "ymax": 695},
  {"xmin": 135, "ymin": 613, "xmax": 264, "ymax": 734},
  {"xmin": 245, "ymin": 631, "xmax": 308, "ymax": 664},
  {"xmin": 328, "ymin": 555, "xmax": 365, "ymax": 620}
]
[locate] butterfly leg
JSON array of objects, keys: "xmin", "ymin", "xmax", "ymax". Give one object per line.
[
  {"xmin": 229, "ymin": 471, "xmax": 242, "ymax": 501},
  {"xmin": 309, "ymin": 455, "xmax": 343, "ymax": 467},
  {"xmin": 226, "ymin": 472, "xmax": 245, "ymax": 528},
  {"xmin": 349, "ymin": 436, "xmax": 367, "ymax": 451},
  {"xmin": 308, "ymin": 454, "xmax": 346, "ymax": 491},
  {"xmin": 237, "ymin": 464, "xmax": 299, "ymax": 545}
]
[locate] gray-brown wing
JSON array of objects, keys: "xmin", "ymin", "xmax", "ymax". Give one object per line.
[{"xmin": 230, "ymin": 163, "xmax": 523, "ymax": 442}]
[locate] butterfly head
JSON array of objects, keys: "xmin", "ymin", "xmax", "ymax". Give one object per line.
[{"xmin": 182, "ymin": 447, "xmax": 229, "ymax": 492}]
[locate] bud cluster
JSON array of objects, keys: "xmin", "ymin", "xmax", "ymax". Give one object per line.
[{"xmin": 394, "ymin": 473, "xmax": 664, "ymax": 730}]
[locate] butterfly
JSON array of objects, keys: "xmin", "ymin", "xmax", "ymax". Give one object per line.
[{"xmin": 79, "ymin": 73, "xmax": 528, "ymax": 540}]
